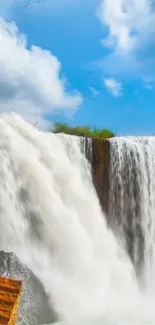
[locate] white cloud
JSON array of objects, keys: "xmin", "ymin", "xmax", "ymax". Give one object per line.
[
  {"xmin": 89, "ymin": 86, "xmax": 100, "ymax": 98},
  {"xmin": 97, "ymin": 0, "xmax": 155, "ymax": 82},
  {"xmin": 104, "ymin": 78, "xmax": 122, "ymax": 97},
  {"xmin": 98, "ymin": 0, "xmax": 153, "ymax": 53},
  {"xmin": 0, "ymin": 18, "xmax": 82, "ymax": 128}
]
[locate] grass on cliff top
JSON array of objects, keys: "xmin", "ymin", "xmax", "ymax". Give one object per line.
[{"xmin": 51, "ymin": 122, "xmax": 115, "ymax": 139}]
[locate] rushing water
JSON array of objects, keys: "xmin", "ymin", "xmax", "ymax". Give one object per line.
[
  {"xmin": 109, "ymin": 137, "xmax": 155, "ymax": 289},
  {"xmin": 0, "ymin": 115, "xmax": 155, "ymax": 324}
]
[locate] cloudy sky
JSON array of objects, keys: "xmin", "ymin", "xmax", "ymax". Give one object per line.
[{"xmin": 0, "ymin": 0, "xmax": 155, "ymax": 134}]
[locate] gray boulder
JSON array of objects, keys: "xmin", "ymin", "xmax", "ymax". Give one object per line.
[{"xmin": 0, "ymin": 251, "xmax": 57, "ymax": 325}]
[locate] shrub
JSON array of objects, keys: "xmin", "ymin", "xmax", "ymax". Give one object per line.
[{"xmin": 51, "ymin": 123, "xmax": 115, "ymax": 139}]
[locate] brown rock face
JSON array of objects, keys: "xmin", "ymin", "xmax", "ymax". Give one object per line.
[{"xmin": 92, "ymin": 139, "xmax": 110, "ymax": 216}]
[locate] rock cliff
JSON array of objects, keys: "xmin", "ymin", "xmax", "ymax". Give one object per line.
[{"xmin": 92, "ymin": 139, "xmax": 110, "ymax": 216}]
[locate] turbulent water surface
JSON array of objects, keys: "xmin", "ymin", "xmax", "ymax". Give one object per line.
[{"xmin": 0, "ymin": 115, "xmax": 155, "ymax": 324}]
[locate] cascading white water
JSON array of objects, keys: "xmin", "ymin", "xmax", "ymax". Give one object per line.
[
  {"xmin": 0, "ymin": 114, "xmax": 155, "ymax": 325},
  {"xmin": 109, "ymin": 137, "xmax": 155, "ymax": 290}
]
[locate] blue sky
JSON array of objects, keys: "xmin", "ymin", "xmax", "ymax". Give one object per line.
[{"xmin": 0, "ymin": 0, "xmax": 155, "ymax": 135}]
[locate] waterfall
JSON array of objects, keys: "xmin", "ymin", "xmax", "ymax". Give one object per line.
[
  {"xmin": 0, "ymin": 114, "xmax": 155, "ymax": 324},
  {"xmin": 109, "ymin": 137, "xmax": 155, "ymax": 287}
]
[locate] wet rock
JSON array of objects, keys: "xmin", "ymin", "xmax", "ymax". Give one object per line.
[{"xmin": 92, "ymin": 139, "xmax": 110, "ymax": 215}]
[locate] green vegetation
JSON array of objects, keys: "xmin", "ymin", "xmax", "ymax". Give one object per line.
[{"xmin": 51, "ymin": 122, "xmax": 115, "ymax": 139}]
